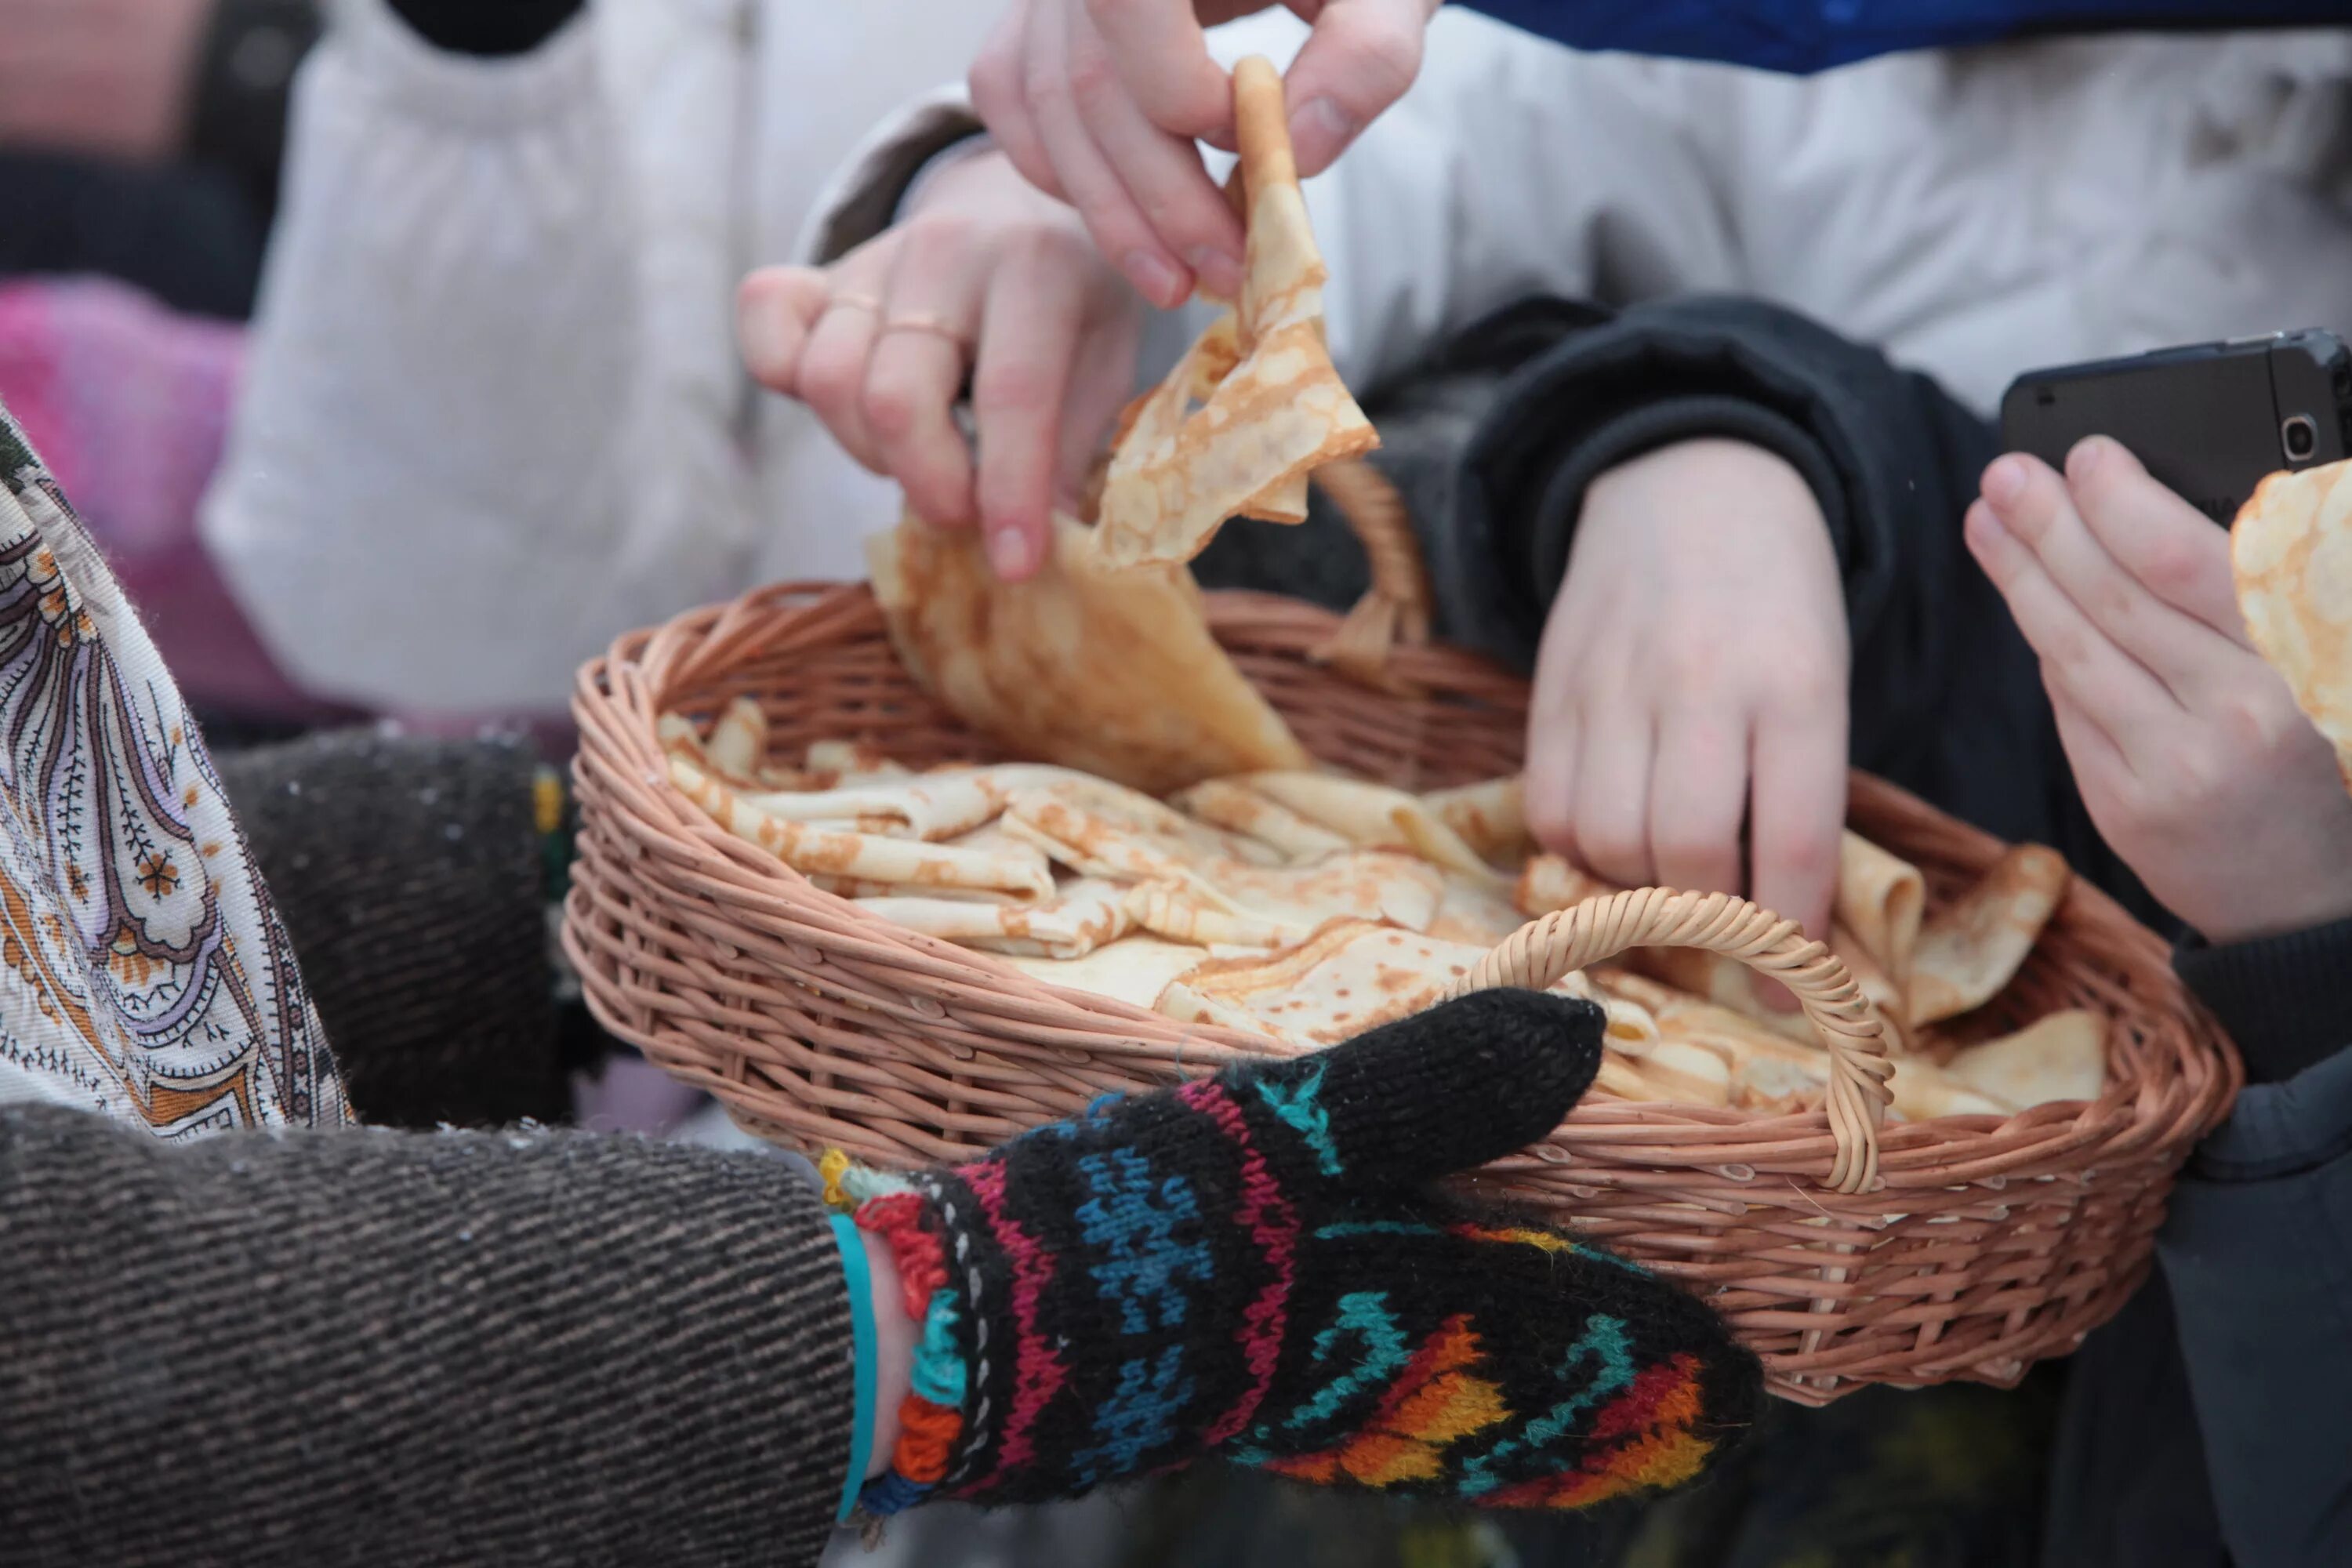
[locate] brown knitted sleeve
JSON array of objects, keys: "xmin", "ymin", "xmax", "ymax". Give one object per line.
[{"xmin": 0, "ymin": 1105, "xmax": 855, "ymax": 1568}]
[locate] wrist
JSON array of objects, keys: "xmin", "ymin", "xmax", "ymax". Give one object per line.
[
  {"xmin": 1530, "ymin": 408, "xmax": 1846, "ymax": 612},
  {"xmin": 862, "ymin": 1226, "xmax": 913, "ymax": 1478},
  {"xmin": 840, "ymin": 1176, "xmax": 978, "ymax": 1517},
  {"xmin": 897, "ymin": 132, "xmax": 997, "ymax": 223},
  {"xmin": 2175, "ymin": 913, "xmax": 2352, "ymax": 1085},
  {"xmin": 2190, "ymin": 890, "xmax": 2352, "ymax": 949}
]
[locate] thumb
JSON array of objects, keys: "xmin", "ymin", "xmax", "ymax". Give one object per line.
[
  {"xmin": 1218, "ymin": 989, "xmax": 1602, "ymax": 1194},
  {"xmin": 1279, "ymin": 0, "xmax": 1432, "ymax": 176}
]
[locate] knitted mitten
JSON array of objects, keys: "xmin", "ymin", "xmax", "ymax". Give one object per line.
[{"xmin": 835, "ymin": 989, "xmax": 1762, "ymax": 1517}]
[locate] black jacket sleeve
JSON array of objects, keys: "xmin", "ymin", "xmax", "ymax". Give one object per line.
[
  {"xmin": 0, "ymin": 1103, "xmax": 855, "ymax": 1568},
  {"xmin": 2157, "ymin": 919, "xmax": 2352, "ymax": 1568},
  {"xmin": 2045, "ymin": 920, "xmax": 2352, "ymax": 1568},
  {"xmin": 2159, "ymin": 1082, "xmax": 2352, "ymax": 1568}
]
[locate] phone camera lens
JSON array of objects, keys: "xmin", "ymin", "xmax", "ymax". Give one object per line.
[{"xmin": 2283, "ymin": 414, "xmax": 2319, "ymax": 463}]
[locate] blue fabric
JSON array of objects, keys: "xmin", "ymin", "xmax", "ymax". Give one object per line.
[
  {"xmin": 1456, "ymin": 2, "xmax": 2346, "ymax": 74},
  {"xmin": 828, "ymin": 1214, "xmax": 878, "ymax": 1524}
]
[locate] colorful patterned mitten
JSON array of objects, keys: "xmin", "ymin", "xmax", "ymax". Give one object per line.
[{"xmin": 839, "ymin": 989, "xmax": 1762, "ymax": 1517}]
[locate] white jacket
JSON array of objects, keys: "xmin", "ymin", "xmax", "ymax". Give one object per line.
[
  {"xmin": 205, "ymin": 5, "xmax": 2352, "ymax": 714},
  {"xmin": 201, "ymin": 0, "xmax": 998, "ymax": 714},
  {"xmin": 816, "ymin": 11, "xmax": 2352, "ymax": 414}
]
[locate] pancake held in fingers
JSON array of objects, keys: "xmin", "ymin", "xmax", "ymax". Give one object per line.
[
  {"xmin": 1094, "ymin": 56, "xmax": 1378, "ymax": 568},
  {"xmin": 2235, "ymin": 461, "xmax": 2352, "ymax": 781}
]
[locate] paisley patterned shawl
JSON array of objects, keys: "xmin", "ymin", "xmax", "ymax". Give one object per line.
[{"xmin": 0, "ymin": 403, "xmax": 348, "ymax": 1135}]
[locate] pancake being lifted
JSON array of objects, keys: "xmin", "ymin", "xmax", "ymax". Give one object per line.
[
  {"xmin": 1093, "ymin": 54, "xmax": 1378, "ymax": 567},
  {"xmin": 867, "ymin": 514, "xmax": 1310, "ymax": 796}
]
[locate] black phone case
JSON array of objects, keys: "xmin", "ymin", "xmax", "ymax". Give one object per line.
[{"xmin": 1999, "ymin": 330, "xmax": 2352, "ymax": 525}]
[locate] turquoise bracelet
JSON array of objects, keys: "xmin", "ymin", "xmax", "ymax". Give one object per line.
[{"xmin": 827, "ymin": 1214, "xmax": 879, "ymax": 1524}]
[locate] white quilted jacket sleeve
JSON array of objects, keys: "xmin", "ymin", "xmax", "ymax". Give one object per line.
[
  {"xmin": 807, "ymin": 9, "xmax": 1744, "ymax": 391},
  {"xmin": 201, "ymin": 0, "xmax": 755, "ymax": 716}
]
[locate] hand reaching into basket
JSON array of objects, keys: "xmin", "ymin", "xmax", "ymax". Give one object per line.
[
  {"xmin": 1529, "ymin": 438, "xmax": 1852, "ymax": 956},
  {"xmin": 1969, "ymin": 439, "xmax": 2352, "ymax": 943},
  {"xmin": 830, "ymin": 989, "xmax": 1762, "ymax": 1519},
  {"xmin": 737, "ymin": 147, "xmax": 1143, "ymax": 583}
]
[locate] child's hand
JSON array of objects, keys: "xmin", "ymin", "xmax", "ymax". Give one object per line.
[
  {"xmin": 969, "ymin": 0, "xmax": 1442, "ymax": 308},
  {"xmin": 1968, "ymin": 438, "xmax": 2352, "ymax": 944},
  {"xmin": 736, "ymin": 149, "xmax": 1143, "ymax": 581},
  {"xmin": 1529, "ymin": 438, "xmax": 1850, "ymax": 946}
]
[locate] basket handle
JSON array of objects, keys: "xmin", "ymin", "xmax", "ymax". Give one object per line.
[
  {"xmin": 1310, "ymin": 458, "xmax": 1435, "ymax": 691},
  {"xmin": 1445, "ymin": 887, "xmax": 1896, "ymax": 1194}
]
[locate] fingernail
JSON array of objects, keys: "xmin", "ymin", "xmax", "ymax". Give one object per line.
[
  {"xmin": 1983, "ymin": 456, "xmax": 2027, "ymax": 508},
  {"xmin": 986, "ymin": 525, "xmax": 1033, "ymax": 580},
  {"xmin": 1288, "ymin": 97, "xmax": 1360, "ymax": 167},
  {"xmin": 1187, "ymin": 245, "xmax": 1243, "ymax": 299},
  {"xmin": 1123, "ymin": 250, "xmax": 1186, "ymax": 310},
  {"xmin": 2067, "ymin": 437, "xmax": 2106, "ymax": 481}
]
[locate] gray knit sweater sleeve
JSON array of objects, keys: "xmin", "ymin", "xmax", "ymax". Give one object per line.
[{"xmin": 1, "ymin": 1104, "xmax": 855, "ymax": 1568}]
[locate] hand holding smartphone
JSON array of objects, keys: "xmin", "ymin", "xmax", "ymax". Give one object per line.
[{"xmin": 2000, "ymin": 328, "xmax": 2351, "ymax": 525}]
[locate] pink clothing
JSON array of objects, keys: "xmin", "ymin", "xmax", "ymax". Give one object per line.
[{"xmin": 0, "ymin": 277, "xmax": 350, "ymax": 724}]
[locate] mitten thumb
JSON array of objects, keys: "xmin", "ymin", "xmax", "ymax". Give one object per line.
[{"xmin": 1221, "ymin": 989, "xmax": 1602, "ymax": 1196}]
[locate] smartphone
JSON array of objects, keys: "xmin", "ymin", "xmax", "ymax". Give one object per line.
[{"xmin": 1999, "ymin": 329, "xmax": 2352, "ymax": 525}]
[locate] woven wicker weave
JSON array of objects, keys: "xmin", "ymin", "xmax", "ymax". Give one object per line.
[{"xmin": 568, "ymin": 570, "xmax": 2238, "ymax": 1403}]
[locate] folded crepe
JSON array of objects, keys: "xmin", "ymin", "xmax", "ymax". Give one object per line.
[
  {"xmin": 868, "ymin": 511, "xmax": 1312, "ymax": 795},
  {"xmin": 1421, "ymin": 776, "xmax": 1530, "ymax": 868},
  {"xmin": 706, "ymin": 697, "xmax": 771, "ymax": 780},
  {"xmin": 1094, "ymin": 54, "xmax": 1377, "ymax": 567},
  {"xmin": 853, "ymin": 877, "xmax": 1134, "ymax": 960},
  {"xmin": 1159, "ymin": 919, "xmax": 1656, "ymax": 1063},
  {"xmin": 1003, "ymin": 775, "xmax": 1443, "ymax": 938},
  {"xmin": 803, "ymin": 740, "xmax": 912, "ymax": 784},
  {"xmin": 661, "ymin": 706, "xmax": 786, "ymax": 792},
  {"xmin": 998, "ymin": 935, "xmax": 1217, "ymax": 1011},
  {"xmin": 1907, "ymin": 844, "xmax": 2071, "ymax": 1025},
  {"xmin": 1835, "ymin": 830, "xmax": 1925, "ymax": 998},
  {"xmin": 1200, "ymin": 851, "xmax": 1446, "ymax": 938},
  {"xmin": 1159, "ymin": 922, "xmax": 1490, "ymax": 1046},
  {"xmin": 668, "ymin": 753, "xmax": 1054, "ymax": 899},
  {"xmin": 1425, "ymin": 871, "xmax": 1530, "ymax": 946},
  {"xmin": 1170, "ymin": 779, "xmax": 1353, "ymax": 861},
  {"xmin": 1231, "ymin": 771, "xmax": 1504, "ymax": 885},
  {"xmin": 1120, "ymin": 884, "xmax": 1302, "ymax": 948},
  {"xmin": 729, "ymin": 764, "xmax": 1077, "ymax": 844},
  {"xmin": 1515, "ymin": 852, "xmax": 1613, "ymax": 918},
  {"xmin": 1004, "ymin": 775, "xmax": 1283, "ymax": 887},
  {"xmin": 735, "ymin": 774, "xmax": 1001, "ymax": 843},
  {"xmin": 1942, "ymin": 1010, "xmax": 2107, "ymax": 1110},
  {"xmin": 2234, "ymin": 462, "xmax": 2352, "ymax": 780},
  {"xmin": 1607, "ymin": 970, "xmax": 2002, "ymax": 1121},
  {"xmin": 1633, "ymin": 923, "xmax": 1908, "ymax": 1053},
  {"xmin": 1512, "ymin": 844, "xmax": 1911, "ymax": 1047}
]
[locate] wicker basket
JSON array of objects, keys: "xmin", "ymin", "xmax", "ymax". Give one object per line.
[{"xmin": 568, "ymin": 558, "xmax": 2238, "ymax": 1405}]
